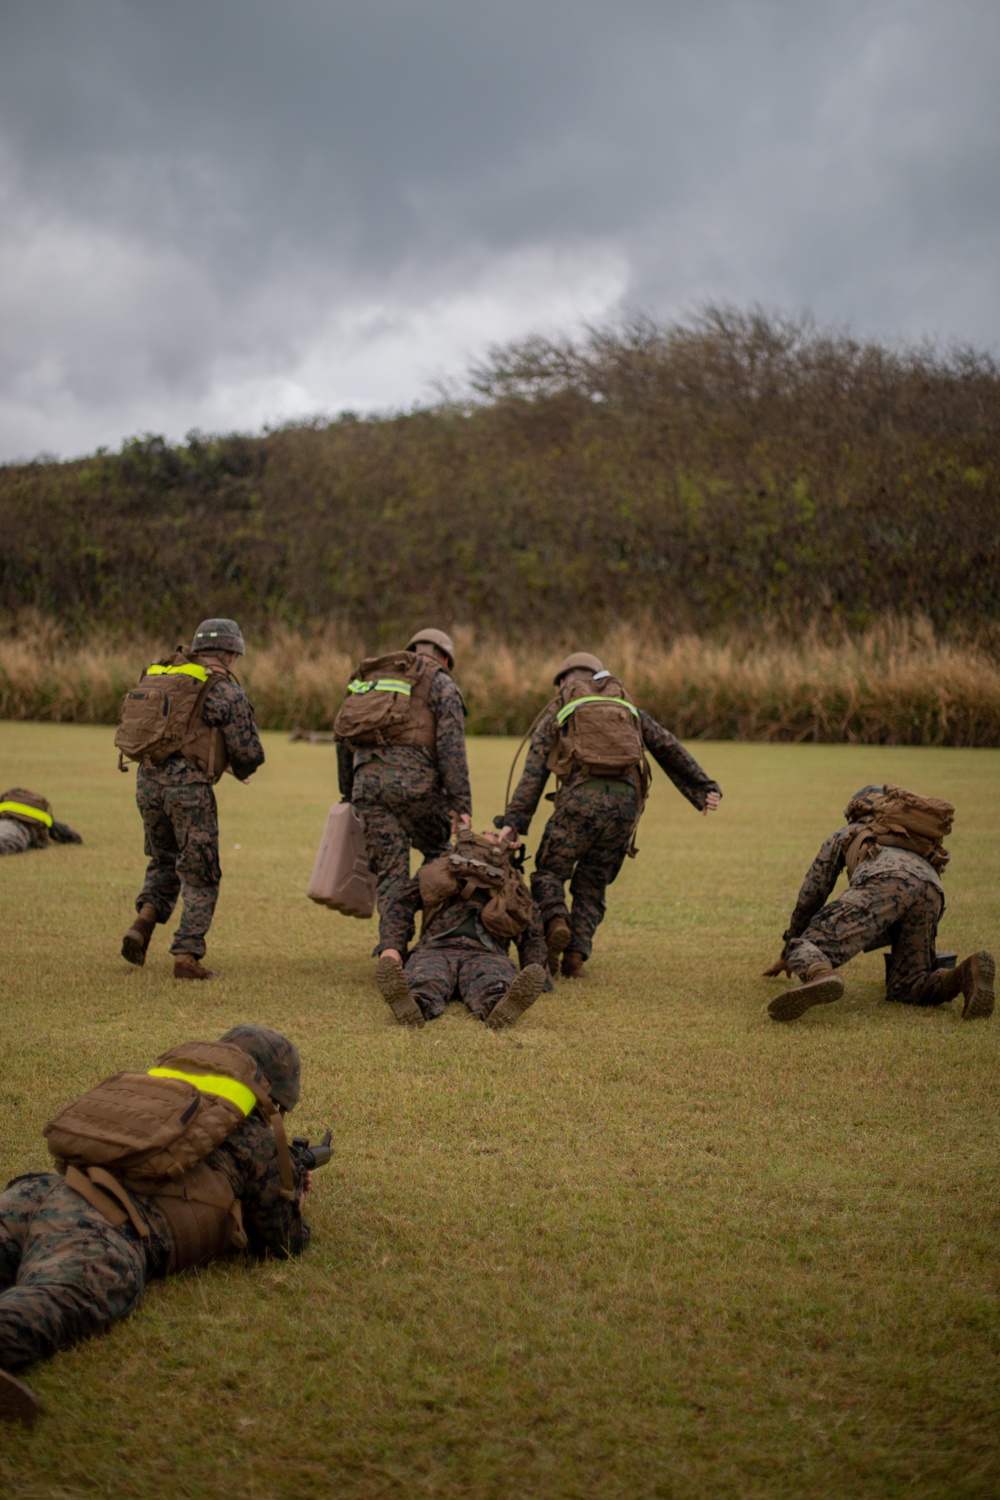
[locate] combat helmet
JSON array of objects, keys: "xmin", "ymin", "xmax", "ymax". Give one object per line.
[
  {"xmin": 844, "ymin": 785, "xmax": 883, "ymax": 823},
  {"xmin": 407, "ymin": 627, "xmax": 455, "ymax": 669},
  {"xmin": 553, "ymin": 651, "xmax": 604, "ymax": 684},
  {"xmin": 219, "ymin": 1025, "xmax": 301, "ymax": 1112},
  {"xmin": 191, "ymin": 618, "xmax": 246, "ymax": 656}
]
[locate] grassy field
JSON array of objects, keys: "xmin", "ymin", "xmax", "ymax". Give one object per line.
[{"xmin": 1, "ymin": 725, "xmax": 998, "ymax": 1499}]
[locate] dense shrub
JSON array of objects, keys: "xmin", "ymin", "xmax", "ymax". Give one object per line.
[{"xmin": 1, "ymin": 307, "xmax": 998, "ymax": 641}]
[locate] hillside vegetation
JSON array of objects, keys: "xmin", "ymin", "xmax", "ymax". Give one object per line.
[{"xmin": 1, "ymin": 307, "xmax": 998, "ymax": 641}]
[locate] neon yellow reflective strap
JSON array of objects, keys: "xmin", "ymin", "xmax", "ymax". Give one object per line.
[
  {"xmin": 145, "ymin": 663, "xmax": 210, "ymax": 682},
  {"xmin": 347, "ymin": 678, "xmax": 412, "ymax": 696},
  {"xmin": 147, "ymin": 1067, "xmax": 256, "ymax": 1115},
  {"xmin": 0, "ymin": 800, "xmax": 53, "ymax": 827},
  {"xmin": 556, "ymin": 695, "xmax": 639, "ymax": 726}
]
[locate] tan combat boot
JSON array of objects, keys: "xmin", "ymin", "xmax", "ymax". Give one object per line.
[
  {"xmin": 486, "ymin": 964, "xmax": 547, "ymax": 1030},
  {"xmin": 173, "ymin": 955, "xmax": 218, "ymax": 980},
  {"xmin": 121, "ymin": 903, "xmax": 157, "ymax": 966},
  {"xmin": 931, "ymin": 950, "xmax": 996, "ymax": 1020},
  {"xmin": 767, "ymin": 963, "xmax": 845, "ymax": 1022},
  {"xmin": 0, "ymin": 1368, "xmax": 42, "ymax": 1425},
  {"xmin": 545, "ymin": 917, "xmax": 571, "ymax": 974},
  {"xmin": 561, "ymin": 951, "xmax": 586, "ymax": 980},
  {"xmin": 375, "ymin": 955, "xmax": 425, "ymax": 1027}
]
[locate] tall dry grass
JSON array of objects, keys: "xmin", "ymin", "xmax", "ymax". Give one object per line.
[{"xmin": 1, "ymin": 616, "xmax": 997, "ymax": 746}]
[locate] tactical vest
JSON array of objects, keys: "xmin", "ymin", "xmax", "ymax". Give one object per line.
[
  {"xmin": 545, "ymin": 669, "xmax": 646, "ymax": 788},
  {"xmin": 0, "ymin": 787, "xmax": 53, "ymax": 846},
  {"xmin": 332, "ymin": 650, "xmax": 441, "ymax": 749},
  {"xmin": 418, "ymin": 831, "xmax": 533, "ymax": 941},
  {"xmin": 115, "ymin": 650, "xmax": 231, "ymax": 780},
  {"xmin": 844, "ymin": 784, "xmax": 954, "ymax": 877},
  {"xmin": 44, "ymin": 1041, "xmax": 298, "ymax": 1274}
]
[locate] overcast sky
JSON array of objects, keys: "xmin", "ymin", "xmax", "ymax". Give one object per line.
[{"xmin": 1, "ymin": 0, "xmax": 997, "ymax": 461}]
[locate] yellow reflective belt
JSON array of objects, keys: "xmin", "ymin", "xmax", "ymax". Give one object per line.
[
  {"xmin": 147, "ymin": 1068, "xmax": 256, "ymax": 1115},
  {"xmin": 145, "ymin": 663, "xmax": 210, "ymax": 682},
  {"xmin": 0, "ymin": 800, "xmax": 53, "ymax": 827},
  {"xmin": 347, "ymin": 678, "xmax": 412, "ymax": 695},
  {"xmin": 556, "ymin": 695, "xmax": 639, "ymax": 725}
]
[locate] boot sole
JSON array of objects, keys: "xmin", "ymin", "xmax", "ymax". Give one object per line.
[
  {"xmin": 376, "ymin": 956, "xmax": 425, "ymax": 1027},
  {"xmin": 962, "ymin": 950, "xmax": 995, "ymax": 1020},
  {"xmin": 768, "ymin": 974, "xmax": 845, "ymax": 1022},
  {"xmin": 0, "ymin": 1368, "xmax": 42, "ymax": 1425},
  {"xmin": 121, "ymin": 931, "xmax": 148, "ymax": 967},
  {"xmin": 486, "ymin": 964, "xmax": 546, "ymax": 1030}
]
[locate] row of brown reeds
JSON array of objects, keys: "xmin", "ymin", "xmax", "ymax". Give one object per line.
[{"xmin": 1, "ymin": 616, "xmax": 997, "ymax": 746}]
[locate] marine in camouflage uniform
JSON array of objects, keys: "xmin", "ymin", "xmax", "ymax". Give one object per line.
[
  {"xmin": 123, "ymin": 619, "xmax": 265, "ymax": 978},
  {"xmin": 375, "ymin": 831, "xmax": 549, "ymax": 1029},
  {"xmin": 0, "ymin": 1026, "xmax": 310, "ymax": 1424},
  {"xmin": 0, "ymin": 787, "xmax": 82, "ymax": 855},
  {"xmin": 767, "ymin": 785, "xmax": 995, "ymax": 1022},
  {"xmin": 501, "ymin": 655, "xmax": 721, "ymax": 975},
  {"xmin": 336, "ymin": 628, "xmax": 472, "ymax": 951}
]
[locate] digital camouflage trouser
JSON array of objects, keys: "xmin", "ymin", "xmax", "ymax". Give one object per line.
[
  {"xmin": 135, "ymin": 766, "xmax": 221, "ymax": 958},
  {"xmin": 531, "ymin": 781, "xmax": 639, "ymax": 960},
  {"xmin": 0, "ymin": 1175, "xmax": 150, "ymax": 1371},
  {"xmin": 353, "ymin": 759, "xmax": 452, "ymax": 949},
  {"xmin": 0, "ymin": 818, "xmax": 31, "ymax": 856},
  {"xmin": 785, "ymin": 866, "xmax": 944, "ymax": 1004},
  {"xmin": 403, "ymin": 940, "xmax": 519, "ymax": 1020}
]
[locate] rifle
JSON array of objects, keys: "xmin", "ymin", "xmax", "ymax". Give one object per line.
[{"xmin": 290, "ymin": 1130, "xmax": 333, "ymax": 1172}]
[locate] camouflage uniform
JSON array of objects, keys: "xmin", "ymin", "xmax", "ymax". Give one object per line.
[
  {"xmin": 135, "ymin": 676, "xmax": 264, "ymax": 958},
  {"xmin": 0, "ymin": 1115, "xmax": 308, "ymax": 1373},
  {"xmin": 503, "ymin": 707, "xmax": 721, "ymax": 959},
  {"xmin": 0, "ymin": 820, "xmax": 31, "ymax": 856},
  {"xmin": 783, "ymin": 828, "xmax": 946, "ymax": 1005},
  {"xmin": 380, "ymin": 867, "xmax": 548, "ymax": 1021},
  {"xmin": 337, "ymin": 670, "xmax": 472, "ymax": 949}
]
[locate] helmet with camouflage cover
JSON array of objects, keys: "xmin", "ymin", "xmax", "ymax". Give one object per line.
[
  {"xmin": 218, "ymin": 1025, "xmax": 301, "ymax": 1111},
  {"xmin": 553, "ymin": 651, "xmax": 604, "ymax": 684},
  {"xmin": 406, "ymin": 627, "xmax": 455, "ymax": 669},
  {"xmin": 844, "ymin": 785, "xmax": 883, "ymax": 823},
  {"xmin": 191, "ymin": 618, "xmax": 246, "ymax": 656}
]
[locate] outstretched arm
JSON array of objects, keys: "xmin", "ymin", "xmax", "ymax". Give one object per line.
[
  {"xmin": 783, "ymin": 828, "xmax": 852, "ymax": 942},
  {"xmin": 639, "ymin": 711, "xmax": 721, "ymax": 811},
  {"xmin": 501, "ymin": 707, "xmax": 556, "ymax": 835}
]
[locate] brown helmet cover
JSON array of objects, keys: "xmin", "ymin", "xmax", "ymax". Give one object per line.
[
  {"xmin": 553, "ymin": 651, "xmax": 604, "ymax": 684},
  {"xmin": 406, "ymin": 627, "xmax": 455, "ymax": 668}
]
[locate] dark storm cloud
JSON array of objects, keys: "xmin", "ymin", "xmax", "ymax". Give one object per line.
[{"xmin": 1, "ymin": 1, "xmax": 998, "ymax": 458}]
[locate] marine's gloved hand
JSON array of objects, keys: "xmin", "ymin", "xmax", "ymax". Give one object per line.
[
  {"xmin": 762, "ymin": 957, "xmax": 791, "ymax": 978},
  {"xmin": 49, "ymin": 820, "xmax": 82, "ymax": 844}
]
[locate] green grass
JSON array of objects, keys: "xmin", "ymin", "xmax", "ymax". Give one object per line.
[{"xmin": 1, "ymin": 725, "xmax": 998, "ymax": 1499}]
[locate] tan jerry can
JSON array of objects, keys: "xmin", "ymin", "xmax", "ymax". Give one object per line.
[{"xmin": 307, "ymin": 804, "xmax": 376, "ymax": 918}]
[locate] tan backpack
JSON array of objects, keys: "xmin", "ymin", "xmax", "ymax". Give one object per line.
[
  {"xmin": 546, "ymin": 669, "xmax": 646, "ymax": 786},
  {"xmin": 333, "ymin": 650, "xmax": 440, "ymax": 749},
  {"xmin": 44, "ymin": 1041, "xmax": 296, "ymax": 1273},
  {"xmin": 114, "ymin": 652, "xmax": 230, "ymax": 779},
  {"xmin": 845, "ymin": 783, "xmax": 954, "ymax": 875},
  {"xmin": 418, "ymin": 832, "xmax": 534, "ymax": 940}
]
